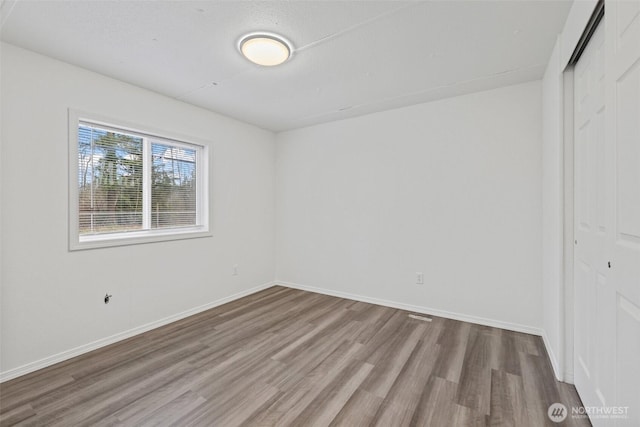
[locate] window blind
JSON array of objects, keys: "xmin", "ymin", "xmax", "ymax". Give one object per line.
[
  {"xmin": 77, "ymin": 121, "xmax": 202, "ymax": 238},
  {"xmin": 150, "ymin": 142, "xmax": 197, "ymax": 229},
  {"xmin": 78, "ymin": 124, "xmax": 143, "ymax": 235}
]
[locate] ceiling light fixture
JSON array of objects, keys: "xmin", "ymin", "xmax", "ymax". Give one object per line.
[{"xmin": 239, "ymin": 32, "xmax": 292, "ymax": 66}]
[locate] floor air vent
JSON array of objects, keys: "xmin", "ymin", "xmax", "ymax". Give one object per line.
[{"xmin": 408, "ymin": 314, "xmax": 432, "ymax": 322}]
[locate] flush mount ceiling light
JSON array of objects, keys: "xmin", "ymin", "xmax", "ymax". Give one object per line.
[{"xmin": 239, "ymin": 32, "xmax": 293, "ymax": 66}]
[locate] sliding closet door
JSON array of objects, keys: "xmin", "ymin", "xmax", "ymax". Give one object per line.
[
  {"xmin": 574, "ymin": 2, "xmax": 640, "ymax": 425},
  {"xmin": 574, "ymin": 21, "xmax": 612, "ymax": 422},
  {"xmin": 605, "ymin": 1, "xmax": 640, "ymax": 425}
]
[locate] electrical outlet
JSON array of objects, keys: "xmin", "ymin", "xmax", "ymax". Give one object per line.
[
  {"xmin": 233, "ymin": 264, "xmax": 239, "ymax": 276},
  {"xmin": 416, "ymin": 272, "xmax": 424, "ymax": 285}
]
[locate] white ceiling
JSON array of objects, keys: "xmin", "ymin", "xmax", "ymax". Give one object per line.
[{"xmin": 1, "ymin": 0, "xmax": 572, "ymax": 132}]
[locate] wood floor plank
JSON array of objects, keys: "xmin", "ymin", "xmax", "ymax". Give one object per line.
[
  {"xmin": 0, "ymin": 404, "xmax": 35, "ymax": 427},
  {"xmin": 359, "ymin": 321, "xmax": 427, "ymax": 399},
  {"xmin": 370, "ymin": 339, "xmax": 439, "ymax": 426},
  {"xmin": 352, "ymin": 306, "xmax": 397, "ymax": 344},
  {"xmin": 271, "ymin": 306, "xmax": 356, "ymax": 361},
  {"xmin": 451, "ymin": 403, "xmax": 488, "ymax": 427},
  {"xmin": 0, "ymin": 286, "xmax": 589, "ymax": 426},
  {"xmin": 488, "ymin": 369, "xmax": 530, "ymax": 427},
  {"xmin": 330, "ymin": 389, "xmax": 383, "ymax": 427},
  {"xmin": 496, "ymin": 330, "xmax": 523, "ymax": 376},
  {"xmin": 519, "ymin": 352, "xmax": 563, "ymax": 427},
  {"xmin": 290, "ymin": 360, "xmax": 374, "ymax": 426},
  {"xmin": 185, "ymin": 381, "xmax": 280, "ymax": 427},
  {"xmin": 432, "ymin": 320, "xmax": 472, "ymax": 383},
  {"xmin": 136, "ymin": 391, "xmax": 207, "ymax": 427},
  {"xmin": 409, "ymin": 375, "xmax": 459, "ymax": 426},
  {"xmin": 0, "ymin": 374, "xmax": 75, "ymax": 415},
  {"xmin": 558, "ymin": 382, "xmax": 593, "ymax": 427},
  {"xmin": 455, "ymin": 325, "xmax": 499, "ymax": 416},
  {"xmin": 270, "ymin": 321, "xmax": 364, "ymax": 391},
  {"xmin": 258, "ymin": 343, "xmax": 365, "ymax": 426},
  {"xmin": 105, "ymin": 342, "xmax": 259, "ymax": 425}
]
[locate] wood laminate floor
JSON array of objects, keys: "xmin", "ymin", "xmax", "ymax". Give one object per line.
[{"xmin": 0, "ymin": 286, "xmax": 590, "ymax": 427}]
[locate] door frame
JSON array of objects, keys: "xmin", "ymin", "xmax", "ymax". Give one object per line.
[{"xmin": 562, "ymin": 65, "xmax": 575, "ymax": 383}]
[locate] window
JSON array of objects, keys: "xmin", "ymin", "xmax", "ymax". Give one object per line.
[{"xmin": 69, "ymin": 111, "xmax": 210, "ymax": 249}]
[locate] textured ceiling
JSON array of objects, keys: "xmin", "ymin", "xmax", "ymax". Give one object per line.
[{"xmin": 1, "ymin": 0, "xmax": 572, "ymax": 131}]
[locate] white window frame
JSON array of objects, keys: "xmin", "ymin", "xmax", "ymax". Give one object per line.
[{"xmin": 68, "ymin": 109, "xmax": 211, "ymax": 250}]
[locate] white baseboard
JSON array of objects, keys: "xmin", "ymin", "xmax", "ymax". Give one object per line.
[
  {"xmin": 541, "ymin": 330, "xmax": 563, "ymax": 381},
  {"xmin": 0, "ymin": 281, "xmax": 275, "ymax": 383},
  {"xmin": 276, "ymin": 281, "xmax": 544, "ymax": 336},
  {"xmin": 1, "ymin": 280, "xmax": 554, "ymax": 384}
]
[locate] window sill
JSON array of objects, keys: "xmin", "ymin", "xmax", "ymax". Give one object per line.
[{"xmin": 70, "ymin": 227, "xmax": 212, "ymax": 251}]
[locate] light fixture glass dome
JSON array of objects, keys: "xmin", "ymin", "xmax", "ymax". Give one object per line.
[{"xmin": 239, "ymin": 33, "xmax": 292, "ymax": 66}]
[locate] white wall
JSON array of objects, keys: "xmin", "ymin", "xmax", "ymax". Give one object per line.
[
  {"xmin": 276, "ymin": 81, "xmax": 543, "ymax": 332},
  {"xmin": 0, "ymin": 43, "xmax": 276, "ymax": 378},
  {"xmin": 542, "ymin": 37, "xmax": 564, "ymax": 380}
]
